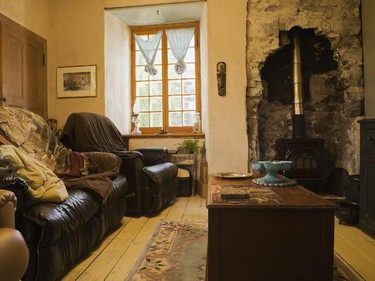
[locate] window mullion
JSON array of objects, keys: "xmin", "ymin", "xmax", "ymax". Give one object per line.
[{"xmin": 161, "ymin": 32, "xmax": 169, "ymax": 131}]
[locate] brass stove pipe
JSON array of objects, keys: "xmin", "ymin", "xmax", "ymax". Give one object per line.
[
  {"xmin": 290, "ymin": 26, "xmax": 305, "ymax": 139},
  {"xmin": 292, "ymin": 29, "xmax": 303, "ymax": 115}
]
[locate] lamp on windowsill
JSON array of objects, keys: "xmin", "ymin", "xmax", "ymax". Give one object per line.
[{"xmin": 132, "ymin": 100, "xmax": 141, "ymax": 135}]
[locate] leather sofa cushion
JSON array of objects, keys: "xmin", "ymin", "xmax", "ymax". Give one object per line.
[
  {"xmin": 21, "ymin": 175, "xmax": 127, "ymax": 281},
  {"xmin": 143, "ymin": 162, "xmax": 178, "ymax": 184},
  {"xmin": 22, "ymin": 188, "xmax": 100, "ymax": 246},
  {"xmin": 22, "ymin": 175, "xmax": 127, "ymax": 247}
]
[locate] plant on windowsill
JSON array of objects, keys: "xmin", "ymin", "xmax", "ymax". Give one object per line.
[{"xmin": 177, "ymin": 138, "xmax": 200, "ymax": 154}]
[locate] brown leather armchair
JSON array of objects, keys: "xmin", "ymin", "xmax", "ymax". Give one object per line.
[
  {"xmin": 0, "ymin": 189, "xmax": 29, "ymax": 281},
  {"xmin": 60, "ymin": 112, "xmax": 178, "ymax": 214}
]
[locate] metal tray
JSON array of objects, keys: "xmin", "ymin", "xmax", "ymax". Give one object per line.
[{"xmin": 215, "ymin": 172, "xmax": 253, "ymax": 179}]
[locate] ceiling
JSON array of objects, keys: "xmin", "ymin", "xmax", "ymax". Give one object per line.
[{"xmin": 108, "ymin": 2, "xmax": 205, "ymax": 26}]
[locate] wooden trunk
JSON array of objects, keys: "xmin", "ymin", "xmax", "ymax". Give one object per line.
[{"xmin": 206, "ymin": 175, "xmax": 335, "ymax": 281}]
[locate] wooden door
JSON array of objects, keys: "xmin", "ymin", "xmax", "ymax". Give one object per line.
[{"xmin": 0, "ymin": 14, "xmax": 47, "ymax": 118}]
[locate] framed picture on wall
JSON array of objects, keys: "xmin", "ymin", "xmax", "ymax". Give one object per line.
[{"xmin": 57, "ymin": 65, "xmax": 97, "ymax": 98}]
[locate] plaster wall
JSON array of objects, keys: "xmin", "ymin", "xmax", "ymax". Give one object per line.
[
  {"xmin": 205, "ymin": 0, "xmax": 248, "ymax": 173},
  {"xmin": 128, "ymin": 137, "xmax": 204, "ymax": 151},
  {"xmin": 0, "ymin": 0, "xmax": 50, "ymax": 40},
  {"xmin": 48, "ymin": 0, "xmax": 105, "ymax": 129},
  {"xmin": 200, "ymin": 4, "xmax": 208, "ymax": 140},
  {"xmin": 104, "ymin": 12, "xmax": 131, "ymax": 133},
  {"xmin": 104, "ymin": 0, "xmax": 203, "ymax": 8}
]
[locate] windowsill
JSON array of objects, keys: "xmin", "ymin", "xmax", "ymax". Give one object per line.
[{"xmin": 122, "ymin": 133, "xmax": 205, "ymax": 138}]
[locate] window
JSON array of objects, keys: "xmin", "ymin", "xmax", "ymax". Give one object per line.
[{"xmin": 131, "ymin": 22, "xmax": 201, "ymax": 134}]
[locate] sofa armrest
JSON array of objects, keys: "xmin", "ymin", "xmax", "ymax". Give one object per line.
[
  {"xmin": 116, "ymin": 149, "xmax": 174, "ymax": 214},
  {"xmin": 143, "ymin": 162, "xmax": 178, "ymax": 184},
  {"xmin": 0, "ymin": 175, "xmax": 28, "ymax": 228},
  {"xmin": 134, "ymin": 147, "xmax": 168, "ymax": 166},
  {"xmin": 0, "ymin": 187, "xmax": 29, "ymax": 280},
  {"xmin": 0, "ymin": 228, "xmax": 29, "ymax": 281},
  {"xmin": 143, "ymin": 162, "xmax": 178, "ymax": 213},
  {"xmin": 0, "ymin": 190, "xmax": 17, "ymax": 228},
  {"xmin": 116, "ymin": 151, "xmax": 144, "ymax": 212}
]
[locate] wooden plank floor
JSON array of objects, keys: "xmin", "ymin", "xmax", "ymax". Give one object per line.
[
  {"xmin": 62, "ymin": 196, "xmax": 208, "ymax": 281},
  {"xmin": 334, "ymin": 218, "xmax": 375, "ymax": 280},
  {"xmin": 62, "ymin": 196, "xmax": 375, "ymax": 281}
]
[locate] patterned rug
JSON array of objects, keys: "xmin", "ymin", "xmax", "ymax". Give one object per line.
[
  {"xmin": 126, "ymin": 220, "xmax": 351, "ymax": 281},
  {"xmin": 125, "ymin": 221, "xmax": 207, "ymax": 281}
]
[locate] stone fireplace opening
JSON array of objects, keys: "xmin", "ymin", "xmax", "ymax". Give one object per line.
[
  {"xmin": 260, "ymin": 26, "xmax": 340, "ymax": 192},
  {"xmin": 246, "ymin": 0, "xmax": 364, "ymax": 190},
  {"xmin": 261, "ymin": 28, "xmax": 337, "ymax": 107}
]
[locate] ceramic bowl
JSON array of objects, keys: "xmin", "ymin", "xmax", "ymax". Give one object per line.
[
  {"xmin": 251, "ymin": 161, "xmax": 265, "ymax": 171},
  {"xmin": 252, "ymin": 161, "xmax": 293, "ymax": 172},
  {"xmin": 262, "ymin": 161, "xmax": 283, "ymax": 173},
  {"xmin": 280, "ymin": 161, "xmax": 293, "ymax": 171}
]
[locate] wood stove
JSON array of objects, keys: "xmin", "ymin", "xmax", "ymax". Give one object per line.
[
  {"xmin": 276, "ymin": 138, "xmax": 326, "ymax": 193},
  {"xmin": 273, "ymin": 28, "xmax": 332, "ymax": 193}
]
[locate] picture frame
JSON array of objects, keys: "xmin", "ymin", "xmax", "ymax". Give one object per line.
[{"xmin": 57, "ymin": 65, "xmax": 96, "ymax": 98}]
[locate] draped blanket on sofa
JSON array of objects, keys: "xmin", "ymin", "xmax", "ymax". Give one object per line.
[
  {"xmin": 0, "ymin": 106, "xmax": 121, "ymax": 204},
  {"xmin": 0, "ymin": 144, "xmax": 68, "ymax": 203},
  {"xmin": 60, "ymin": 112, "xmax": 129, "ymax": 153}
]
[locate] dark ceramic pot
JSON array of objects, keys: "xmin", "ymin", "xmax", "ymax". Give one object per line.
[{"xmin": 335, "ymin": 202, "xmax": 359, "ymax": 226}]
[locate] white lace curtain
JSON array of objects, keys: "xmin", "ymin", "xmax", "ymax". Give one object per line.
[
  {"xmin": 135, "ymin": 28, "xmax": 195, "ymax": 75},
  {"xmin": 134, "ymin": 31, "xmax": 163, "ymax": 75},
  {"xmin": 166, "ymin": 27, "xmax": 195, "ymax": 75}
]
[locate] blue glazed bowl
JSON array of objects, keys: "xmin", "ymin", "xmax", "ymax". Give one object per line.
[
  {"xmin": 251, "ymin": 161, "xmax": 265, "ymax": 171},
  {"xmin": 281, "ymin": 161, "xmax": 293, "ymax": 171},
  {"xmin": 252, "ymin": 161, "xmax": 293, "ymax": 172},
  {"xmin": 262, "ymin": 161, "xmax": 284, "ymax": 172},
  {"xmin": 252, "ymin": 160, "xmax": 295, "ymax": 186}
]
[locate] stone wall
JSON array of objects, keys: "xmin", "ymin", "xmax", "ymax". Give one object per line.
[{"xmin": 246, "ymin": 0, "xmax": 363, "ymax": 174}]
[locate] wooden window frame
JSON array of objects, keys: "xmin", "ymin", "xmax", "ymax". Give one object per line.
[{"xmin": 130, "ymin": 22, "xmax": 201, "ymax": 134}]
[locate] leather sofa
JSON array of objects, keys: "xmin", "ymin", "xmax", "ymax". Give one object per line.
[
  {"xmin": 0, "ymin": 106, "xmax": 128, "ymax": 281},
  {"xmin": 0, "ymin": 189, "xmax": 29, "ymax": 281},
  {"xmin": 33, "ymin": 179, "xmax": 125, "ymax": 281},
  {"xmin": 1, "ymin": 171, "xmax": 128, "ymax": 281},
  {"xmin": 60, "ymin": 112, "xmax": 179, "ymax": 214}
]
